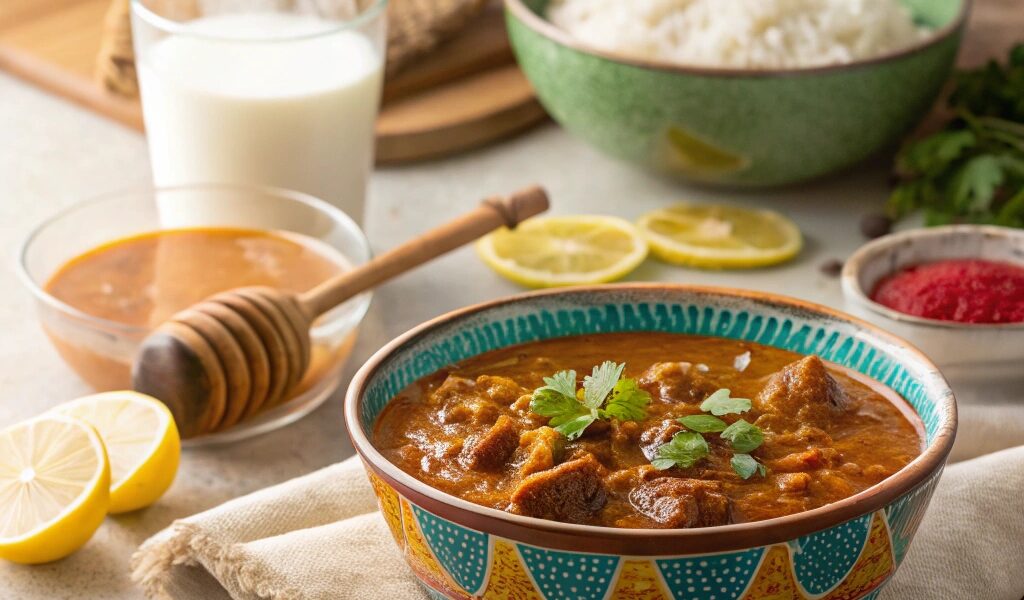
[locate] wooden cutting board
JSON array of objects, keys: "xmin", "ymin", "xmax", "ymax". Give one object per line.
[{"xmin": 0, "ymin": 0, "xmax": 546, "ymax": 164}]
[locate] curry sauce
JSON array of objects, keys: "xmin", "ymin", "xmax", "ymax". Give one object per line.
[{"xmin": 373, "ymin": 333, "xmax": 922, "ymax": 528}]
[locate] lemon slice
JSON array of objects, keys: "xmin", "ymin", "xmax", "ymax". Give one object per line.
[
  {"xmin": 637, "ymin": 203, "xmax": 802, "ymax": 269},
  {"xmin": 0, "ymin": 415, "xmax": 110, "ymax": 564},
  {"xmin": 53, "ymin": 392, "xmax": 180, "ymax": 514},
  {"xmin": 477, "ymin": 216, "xmax": 648, "ymax": 288}
]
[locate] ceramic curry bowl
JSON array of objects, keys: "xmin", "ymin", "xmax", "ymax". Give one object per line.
[
  {"xmin": 345, "ymin": 285, "xmax": 956, "ymax": 600},
  {"xmin": 504, "ymin": 0, "xmax": 968, "ymax": 186}
]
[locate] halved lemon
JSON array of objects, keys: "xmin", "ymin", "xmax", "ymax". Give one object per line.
[
  {"xmin": 477, "ymin": 215, "xmax": 648, "ymax": 288},
  {"xmin": 637, "ymin": 203, "xmax": 802, "ymax": 269},
  {"xmin": 0, "ymin": 415, "xmax": 110, "ymax": 564},
  {"xmin": 53, "ymin": 391, "xmax": 180, "ymax": 514}
]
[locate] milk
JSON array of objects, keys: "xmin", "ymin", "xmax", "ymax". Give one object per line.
[{"xmin": 136, "ymin": 13, "xmax": 383, "ymax": 225}]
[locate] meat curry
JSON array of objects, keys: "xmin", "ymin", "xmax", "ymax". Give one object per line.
[{"xmin": 373, "ymin": 333, "xmax": 922, "ymax": 529}]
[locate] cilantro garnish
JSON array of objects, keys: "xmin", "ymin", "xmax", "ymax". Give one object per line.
[
  {"xmin": 731, "ymin": 453, "xmax": 767, "ymax": 480},
  {"xmin": 653, "ymin": 388, "xmax": 767, "ymax": 478},
  {"xmin": 530, "ymin": 361, "xmax": 650, "ymax": 440},
  {"xmin": 652, "ymin": 432, "xmax": 709, "ymax": 470},
  {"xmin": 888, "ymin": 45, "xmax": 1024, "ymax": 228},
  {"xmin": 699, "ymin": 389, "xmax": 752, "ymax": 416},
  {"xmin": 677, "ymin": 414, "xmax": 728, "ymax": 433},
  {"xmin": 720, "ymin": 419, "xmax": 764, "ymax": 453}
]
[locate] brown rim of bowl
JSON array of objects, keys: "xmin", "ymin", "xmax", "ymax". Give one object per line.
[
  {"xmin": 505, "ymin": 0, "xmax": 971, "ymax": 80},
  {"xmin": 345, "ymin": 283, "xmax": 957, "ymax": 555},
  {"xmin": 841, "ymin": 224, "xmax": 1024, "ymax": 331}
]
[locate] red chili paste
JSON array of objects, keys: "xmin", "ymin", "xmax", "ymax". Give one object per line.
[{"xmin": 871, "ymin": 259, "xmax": 1024, "ymax": 324}]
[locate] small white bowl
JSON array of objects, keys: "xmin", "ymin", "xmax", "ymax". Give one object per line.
[{"xmin": 841, "ymin": 225, "xmax": 1024, "ymax": 383}]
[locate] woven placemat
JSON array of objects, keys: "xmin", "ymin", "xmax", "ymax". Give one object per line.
[{"xmin": 95, "ymin": 0, "xmax": 488, "ymax": 96}]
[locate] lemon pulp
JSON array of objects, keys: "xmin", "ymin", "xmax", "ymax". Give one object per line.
[
  {"xmin": 53, "ymin": 391, "xmax": 180, "ymax": 514},
  {"xmin": 476, "ymin": 215, "xmax": 648, "ymax": 288},
  {"xmin": 637, "ymin": 203, "xmax": 802, "ymax": 269},
  {"xmin": 0, "ymin": 415, "xmax": 110, "ymax": 564}
]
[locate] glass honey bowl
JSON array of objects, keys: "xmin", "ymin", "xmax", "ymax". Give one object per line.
[{"xmin": 17, "ymin": 184, "xmax": 372, "ymax": 445}]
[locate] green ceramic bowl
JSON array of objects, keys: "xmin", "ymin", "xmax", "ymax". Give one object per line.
[{"xmin": 506, "ymin": 0, "xmax": 969, "ymax": 186}]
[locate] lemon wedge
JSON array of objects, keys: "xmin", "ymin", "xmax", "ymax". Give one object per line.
[
  {"xmin": 0, "ymin": 415, "xmax": 110, "ymax": 564},
  {"xmin": 477, "ymin": 215, "xmax": 648, "ymax": 288},
  {"xmin": 53, "ymin": 391, "xmax": 180, "ymax": 514},
  {"xmin": 637, "ymin": 203, "xmax": 802, "ymax": 269}
]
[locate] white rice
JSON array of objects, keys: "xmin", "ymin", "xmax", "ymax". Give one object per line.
[{"xmin": 545, "ymin": 0, "xmax": 932, "ymax": 69}]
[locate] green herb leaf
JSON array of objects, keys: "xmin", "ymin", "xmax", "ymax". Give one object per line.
[
  {"xmin": 538, "ymin": 370, "xmax": 578, "ymax": 401},
  {"xmin": 582, "ymin": 361, "xmax": 625, "ymax": 409},
  {"xmin": 651, "ymin": 432, "xmax": 709, "ymax": 470},
  {"xmin": 531, "ymin": 362, "xmax": 646, "ymax": 440},
  {"xmin": 530, "ymin": 382, "xmax": 580, "ymax": 419},
  {"xmin": 889, "ymin": 45, "xmax": 1024, "ymax": 228},
  {"xmin": 951, "ymin": 154, "xmax": 1004, "ymax": 212},
  {"xmin": 720, "ymin": 419, "xmax": 764, "ymax": 453},
  {"xmin": 699, "ymin": 389, "xmax": 752, "ymax": 416},
  {"xmin": 553, "ymin": 413, "xmax": 597, "ymax": 441},
  {"xmin": 731, "ymin": 453, "xmax": 767, "ymax": 479},
  {"xmin": 602, "ymin": 378, "xmax": 651, "ymax": 422},
  {"xmin": 677, "ymin": 414, "xmax": 729, "ymax": 433}
]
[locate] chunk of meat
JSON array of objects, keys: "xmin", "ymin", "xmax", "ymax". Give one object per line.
[
  {"xmin": 775, "ymin": 472, "xmax": 811, "ymax": 494},
  {"xmin": 430, "ymin": 375, "xmax": 503, "ymax": 425},
  {"xmin": 755, "ymin": 356, "xmax": 850, "ymax": 430},
  {"xmin": 464, "ymin": 416, "xmax": 518, "ymax": 470},
  {"xmin": 516, "ymin": 426, "xmax": 564, "ymax": 477},
  {"xmin": 768, "ymin": 448, "xmax": 839, "ymax": 473},
  {"xmin": 639, "ymin": 419, "xmax": 684, "ymax": 462},
  {"xmin": 437, "ymin": 398, "xmax": 499, "ymax": 425},
  {"xmin": 428, "ymin": 374, "xmax": 473, "ymax": 405},
  {"xmin": 476, "ymin": 375, "xmax": 526, "ymax": 406},
  {"xmin": 638, "ymin": 362, "xmax": 716, "ymax": 404},
  {"xmin": 628, "ymin": 478, "xmax": 730, "ymax": 528},
  {"xmin": 509, "ymin": 455, "xmax": 607, "ymax": 524}
]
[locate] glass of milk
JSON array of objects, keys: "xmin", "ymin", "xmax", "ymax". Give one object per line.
[{"xmin": 131, "ymin": 0, "xmax": 386, "ymax": 225}]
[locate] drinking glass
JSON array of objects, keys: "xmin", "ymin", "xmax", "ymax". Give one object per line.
[{"xmin": 131, "ymin": 0, "xmax": 387, "ymax": 224}]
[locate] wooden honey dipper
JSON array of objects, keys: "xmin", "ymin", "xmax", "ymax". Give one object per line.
[{"xmin": 132, "ymin": 186, "xmax": 549, "ymax": 438}]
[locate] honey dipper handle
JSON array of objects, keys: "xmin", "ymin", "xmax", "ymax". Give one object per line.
[{"xmin": 298, "ymin": 185, "xmax": 550, "ymax": 318}]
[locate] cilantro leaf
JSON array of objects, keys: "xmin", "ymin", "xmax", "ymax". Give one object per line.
[
  {"xmin": 602, "ymin": 378, "xmax": 651, "ymax": 422},
  {"xmin": 678, "ymin": 414, "xmax": 728, "ymax": 433},
  {"xmin": 952, "ymin": 154, "xmax": 1004, "ymax": 212},
  {"xmin": 582, "ymin": 361, "xmax": 624, "ymax": 409},
  {"xmin": 553, "ymin": 413, "xmax": 597, "ymax": 441},
  {"xmin": 699, "ymin": 389, "xmax": 752, "ymax": 416},
  {"xmin": 531, "ymin": 362, "xmax": 646, "ymax": 440},
  {"xmin": 539, "ymin": 369, "xmax": 577, "ymax": 400},
  {"xmin": 651, "ymin": 432, "xmax": 709, "ymax": 471},
  {"xmin": 889, "ymin": 45, "xmax": 1024, "ymax": 228},
  {"xmin": 530, "ymin": 385, "xmax": 580, "ymax": 420},
  {"xmin": 731, "ymin": 453, "xmax": 767, "ymax": 479},
  {"xmin": 720, "ymin": 419, "xmax": 764, "ymax": 453}
]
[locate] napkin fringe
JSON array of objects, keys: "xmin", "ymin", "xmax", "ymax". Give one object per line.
[{"xmin": 131, "ymin": 522, "xmax": 302, "ymax": 600}]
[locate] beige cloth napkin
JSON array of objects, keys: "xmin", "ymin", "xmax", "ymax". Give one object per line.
[{"xmin": 132, "ymin": 401, "xmax": 1024, "ymax": 600}]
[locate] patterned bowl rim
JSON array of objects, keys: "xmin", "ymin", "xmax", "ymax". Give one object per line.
[
  {"xmin": 505, "ymin": 0, "xmax": 970, "ymax": 80},
  {"xmin": 345, "ymin": 284, "xmax": 957, "ymax": 554}
]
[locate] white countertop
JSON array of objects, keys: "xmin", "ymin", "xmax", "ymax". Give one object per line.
[{"xmin": 0, "ymin": 71, "xmax": 1002, "ymax": 598}]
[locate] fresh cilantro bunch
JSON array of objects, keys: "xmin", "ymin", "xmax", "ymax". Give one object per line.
[
  {"xmin": 889, "ymin": 44, "xmax": 1024, "ymax": 227},
  {"xmin": 652, "ymin": 389, "xmax": 767, "ymax": 480},
  {"xmin": 530, "ymin": 361, "xmax": 651, "ymax": 440}
]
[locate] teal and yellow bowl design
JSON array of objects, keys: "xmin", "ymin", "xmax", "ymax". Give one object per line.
[
  {"xmin": 346, "ymin": 285, "xmax": 956, "ymax": 599},
  {"xmin": 504, "ymin": 0, "xmax": 968, "ymax": 186}
]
